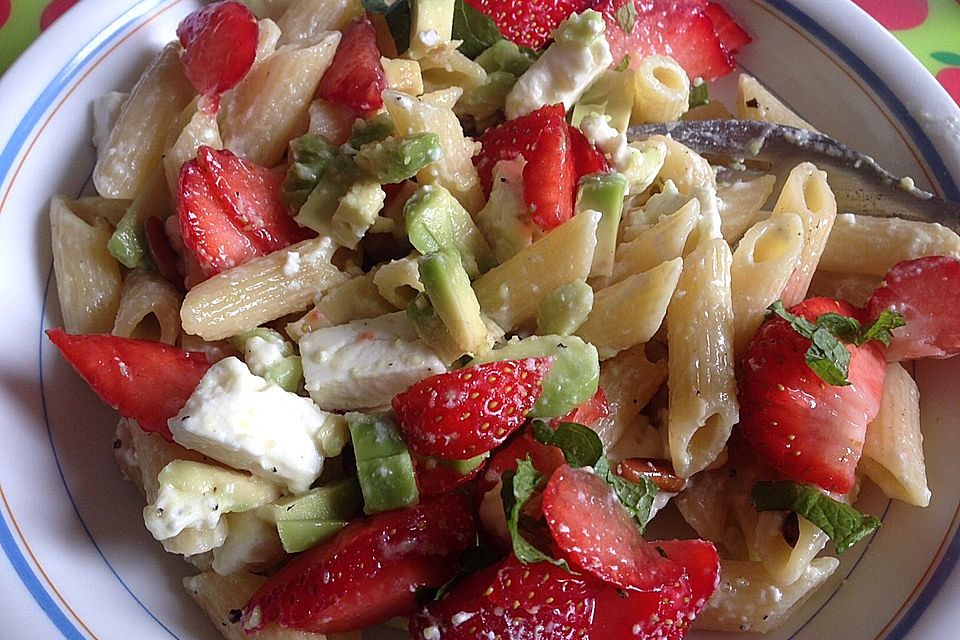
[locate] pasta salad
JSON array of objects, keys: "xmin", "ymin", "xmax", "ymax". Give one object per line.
[{"xmin": 46, "ymin": 0, "xmax": 960, "ymax": 638}]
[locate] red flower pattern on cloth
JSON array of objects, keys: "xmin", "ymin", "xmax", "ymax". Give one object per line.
[
  {"xmin": 0, "ymin": 0, "xmax": 10, "ymax": 30},
  {"xmin": 40, "ymin": 0, "xmax": 78, "ymax": 31},
  {"xmin": 853, "ymin": 0, "xmax": 929, "ymax": 30}
]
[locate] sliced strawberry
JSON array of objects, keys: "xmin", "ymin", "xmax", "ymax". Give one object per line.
[
  {"xmin": 46, "ymin": 329, "xmax": 210, "ymax": 441},
  {"xmin": 316, "ymin": 15, "xmax": 386, "ymax": 115},
  {"xmin": 410, "ymin": 555, "xmax": 597, "ymax": 640},
  {"xmin": 704, "ymin": 1, "xmax": 752, "ymax": 53},
  {"xmin": 738, "ymin": 297, "xmax": 887, "ymax": 493},
  {"xmin": 176, "ymin": 1, "xmax": 258, "ymax": 111},
  {"xmin": 178, "ymin": 146, "xmax": 311, "ymax": 278},
  {"xmin": 414, "ymin": 456, "xmax": 486, "ymax": 497},
  {"xmin": 474, "ymin": 103, "xmax": 567, "ymax": 196},
  {"xmin": 568, "ymin": 124, "xmax": 611, "ymax": 178},
  {"xmin": 552, "ymin": 385, "xmax": 609, "ymax": 427},
  {"xmin": 243, "ymin": 494, "xmax": 475, "ymax": 634},
  {"xmin": 393, "ymin": 358, "xmax": 550, "ymax": 460},
  {"xmin": 542, "ymin": 464, "xmax": 685, "ymax": 591},
  {"xmin": 464, "ymin": 0, "xmax": 594, "ymax": 50},
  {"xmin": 865, "ymin": 256, "xmax": 960, "ymax": 361},
  {"xmin": 596, "ymin": 0, "xmax": 737, "ymax": 80},
  {"xmin": 523, "ymin": 121, "xmax": 577, "ymax": 230}
]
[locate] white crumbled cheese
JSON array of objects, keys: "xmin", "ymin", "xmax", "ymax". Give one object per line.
[
  {"xmin": 282, "ymin": 251, "xmax": 301, "ymax": 277},
  {"xmin": 300, "ymin": 312, "xmax": 446, "ymax": 411},
  {"xmin": 422, "ymin": 626, "xmax": 441, "ymax": 640},
  {"xmin": 168, "ymin": 357, "xmax": 331, "ymax": 492},
  {"xmin": 144, "ymin": 478, "xmax": 221, "ymax": 540},
  {"xmin": 418, "ymin": 29, "xmax": 441, "ymax": 48},
  {"xmin": 580, "ymin": 114, "xmax": 666, "ymax": 194},
  {"xmin": 244, "ymin": 336, "xmax": 286, "ymax": 379},
  {"xmin": 505, "ymin": 10, "xmax": 613, "ymax": 119}
]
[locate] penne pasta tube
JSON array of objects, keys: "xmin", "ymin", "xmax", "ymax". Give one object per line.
[
  {"xmin": 94, "ymin": 42, "xmax": 195, "ymax": 199},
  {"xmin": 163, "ymin": 99, "xmax": 223, "ymax": 198},
  {"xmin": 647, "ymin": 134, "xmax": 715, "ymax": 196},
  {"xmin": 112, "ymin": 269, "xmax": 183, "ymax": 345},
  {"xmin": 181, "ymin": 238, "xmax": 349, "ymax": 341},
  {"xmin": 755, "ymin": 511, "xmax": 828, "ymax": 587},
  {"xmin": 736, "ymin": 74, "xmax": 817, "ymax": 131},
  {"xmin": 717, "ymin": 174, "xmax": 776, "ymax": 243},
  {"xmin": 596, "ymin": 345, "xmax": 668, "ymax": 454},
  {"xmin": 276, "ymin": 0, "xmax": 362, "ymax": 47},
  {"xmin": 577, "ymin": 258, "xmax": 683, "ymax": 359},
  {"xmin": 861, "ymin": 363, "xmax": 931, "ymax": 507},
  {"xmin": 630, "ymin": 55, "xmax": 690, "ymax": 124},
  {"xmin": 286, "ymin": 272, "xmax": 394, "ymax": 341}
]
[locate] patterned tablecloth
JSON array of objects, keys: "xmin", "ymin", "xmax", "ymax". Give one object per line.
[{"xmin": 1, "ymin": 0, "xmax": 959, "ymax": 102}]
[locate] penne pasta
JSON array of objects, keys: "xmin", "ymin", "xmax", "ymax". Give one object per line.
[
  {"xmin": 372, "ymin": 254, "xmax": 424, "ymax": 309},
  {"xmin": 754, "ymin": 511, "xmax": 828, "ymax": 587},
  {"xmin": 647, "ymin": 134, "xmax": 715, "ymax": 196},
  {"xmin": 163, "ymin": 99, "xmax": 223, "ymax": 198},
  {"xmin": 861, "ymin": 363, "xmax": 931, "ymax": 507},
  {"xmin": 181, "ymin": 238, "xmax": 349, "ymax": 341},
  {"xmin": 596, "ymin": 345, "xmax": 668, "ymax": 455},
  {"xmin": 112, "ymin": 269, "xmax": 183, "ymax": 345},
  {"xmin": 286, "ymin": 272, "xmax": 395, "ymax": 340},
  {"xmin": 630, "ymin": 55, "xmax": 690, "ymax": 124},
  {"xmin": 276, "ymin": 0, "xmax": 362, "ymax": 47},
  {"xmin": 717, "ymin": 174, "xmax": 776, "ymax": 243},
  {"xmin": 807, "ymin": 270, "xmax": 881, "ymax": 307},
  {"xmin": 736, "ymin": 74, "xmax": 817, "ymax": 131},
  {"xmin": 607, "ymin": 197, "xmax": 699, "ymax": 287},
  {"xmin": 94, "ymin": 42, "xmax": 195, "ymax": 199}
]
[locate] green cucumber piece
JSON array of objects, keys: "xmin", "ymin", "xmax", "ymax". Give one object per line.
[
  {"xmin": 277, "ymin": 519, "xmax": 349, "ymax": 553},
  {"xmin": 472, "ymin": 335, "xmax": 599, "ymax": 418},
  {"xmin": 355, "ymin": 133, "xmax": 444, "ymax": 185}
]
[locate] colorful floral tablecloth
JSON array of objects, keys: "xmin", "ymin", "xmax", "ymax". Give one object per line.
[{"xmin": 1, "ymin": 0, "xmax": 959, "ymax": 104}]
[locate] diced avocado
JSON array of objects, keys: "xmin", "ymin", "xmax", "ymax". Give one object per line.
[
  {"xmin": 419, "ymin": 250, "xmax": 489, "ymax": 357},
  {"xmin": 407, "ymin": 292, "xmax": 461, "ymax": 362},
  {"xmin": 349, "ymin": 112, "xmax": 396, "ymax": 150},
  {"xmin": 474, "ymin": 157, "xmax": 534, "ymax": 263},
  {"xmin": 230, "ymin": 328, "xmax": 303, "ymax": 392},
  {"xmin": 472, "ymin": 335, "xmax": 599, "ymax": 419},
  {"xmin": 346, "ymin": 412, "xmax": 419, "ymax": 514},
  {"xmin": 505, "ymin": 10, "xmax": 613, "ymax": 119},
  {"xmin": 476, "ymin": 40, "xmax": 535, "ymax": 77},
  {"xmin": 455, "ymin": 71, "xmax": 518, "ymax": 122},
  {"xmin": 576, "ymin": 172, "xmax": 627, "ymax": 278},
  {"xmin": 356, "ymin": 454, "xmax": 419, "ymax": 514},
  {"xmin": 108, "ymin": 168, "xmax": 168, "ymax": 269},
  {"xmin": 143, "ymin": 460, "xmax": 279, "ymax": 541},
  {"xmin": 264, "ymin": 356, "xmax": 303, "ymax": 393},
  {"xmin": 410, "ymin": 0, "xmax": 455, "ymax": 52},
  {"xmin": 299, "ymin": 178, "xmax": 387, "ymax": 249},
  {"xmin": 537, "ymin": 281, "xmax": 595, "ymax": 336},
  {"xmin": 283, "ymin": 134, "xmax": 356, "ymax": 211},
  {"xmin": 354, "ymin": 133, "xmax": 444, "ymax": 184},
  {"xmin": 404, "ymin": 185, "xmax": 496, "ymax": 278},
  {"xmin": 260, "ymin": 477, "xmax": 362, "ymax": 523},
  {"xmin": 571, "ymin": 69, "xmax": 635, "ymax": 133},
  {"xmin": 438, "ymin": 452, "xmax": 488, "ymax": 475},
  {"xmin": 276, "ymin": 519, "xmax": 349, "ymax": 553}
]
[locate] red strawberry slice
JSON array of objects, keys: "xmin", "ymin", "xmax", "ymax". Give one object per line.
[
  {"xmin": 316, "ymin": 15, "xmax": 386, "ymax": 115},
  {"xmin": 177, "ymin": 146, "xmax": 311, "ymax": 278},
  {"xmin": 568, "ymin": 124, "xmax": 611, "ymax": 178},
  {"xmin": 243, "ymin": 494, "xmax": 475, "ymax": 634},
  {"xmin": 552, "ymin": 385, "xmax": 609, "ymax": 427},
  {"xmin": 474, "ymin": 104, "xmax": 567, "ymax": 196},
  {"xmin": 542, "ymin": 464, "xmax": 685, "ymax": 591},
  {"xmin": 410, "ymin": 554, "xmax": 598, "ymax": 640},
  {"xmin": 704, "ymin": 1, "xmax": 752, "ymax": 53},
  {"xmin": 865, "ymin": 256, "xmax": 960, "ymax": 361},
  {"xmin": 393, "ymin": 358, "xmax": 550, "ymax": 460},
  {"xmin": 464, "ymin": 0, "xmax": 594, "ymax": 50},
  {"xmin": 46, "ymin": 329, "xmax": 210, "ymax": 441},
  {"xmin": 523, "ymin": 121, "xmax": 578, "ymax": 230},
  {"xmin": 739, "ymin": 297, "xmax": 887, "ymax": 493},
  {"xmin": 596, "ymin": 0, "xmax": 737, "ymax": 80},
  {"xmin": 176, "ymin": 1, "xmax": 258, "ymax": 111},
  {"xmin": 414, "ymin": 456, "xmax": 487, "ymax": 497}
]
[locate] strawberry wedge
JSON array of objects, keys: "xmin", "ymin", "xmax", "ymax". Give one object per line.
[
  {"xmin": 596, "ymin": 0, "xmax": 738, "ymax": 80},
  {"xmin": 177, "ymin": 146, "xmax": 311, "ymax": 278},
  {"xmin": 464, "ymin": 0, "xmax": 594, "ymax": 50},
  {"xmin": 46, "ymin": 329, "xmax": 210, "ymax": 441},
  {"xmin": 316, "ymin": 15, "xmax": 386, "ymax": 115},
  {"xmin": 176, "ymin": 1, "xmax": 258, "ymax": 111}
]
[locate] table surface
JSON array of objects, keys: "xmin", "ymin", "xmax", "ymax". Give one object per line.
[{"xmin": 1, "ymin": 0, "xmax": 959, "ymax": 106}]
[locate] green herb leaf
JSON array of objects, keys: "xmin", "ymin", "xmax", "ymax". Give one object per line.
[
  {"xmin": 365, "ymin": 0, "xmax": 413, "ymax": 53},
  {"xmin": 614, "ymin": 54, "xmax": 631, "ymax": 72},
  {"xmin": 361, "ymin": 0, "xmax": 405, "ymax": 13},
  {"xmin": 857, "ymin": 310, "xmax": 906, "ymax": 347},
  {"xmin": 452, "ymin": 0, "xmax": 506, "ymax": 59},
  {"xmin": 767, "ymin": 301, "xmax": 852, "ymax": 386},
  {"xmin": 615, "ymin": 1, "xmax": 637, "ymax": 34},
  {"xmin": 816, "ymin": 313, "xmax": 861, "ymax": 343},
  {"xmin": 502, "ymin": 458, "xmax": 570, "ymax": 569},
  {"xmin": 594, "ymin": 457, "xmax": 658, "ymax": 532},
  {"xmin": 531, "ymin": 420, "xmax": 603, "ymax": 468},
  {"xmin": 752, "ymin": 481, "xmax": 881, "ymax": 554},
  {"xmin": 688, "ymin": 81, "xmax": 709, "ymax": 109}
]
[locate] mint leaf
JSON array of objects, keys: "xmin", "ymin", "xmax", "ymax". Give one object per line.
[
  {"xmin": 816, "ymin": 313, "xmax": 861, "ymax": 343},
  {"xmin": 362, "ymin": 0, "xmax": 413, "ymax": 53},
  {"xmin": 752, "ymin": 481, "xmax": 881, "ymax": 554},
  {"xmin": 361, "ymin": 0, "xmax": 405, "ymax": 11},
  {"xmin": 767, "ymin": 301, "xmax": 852, "ymax": 386},
  {"xmin": 502, "ymin": 458, "xmax": 569, "ymax": 569},
  {"xmin": 452, "ymin": 0, "xmax": 505, "ymax": 59},
  {"xmin": 615, "ymin": 1, "xmax": 637, "ymax": 34},
  {"xmin": 614, "ymin": 54, "xmax": 631, "ymax": 72},
  {"xmin": 594, "ymin": 457, "xmax": 657, "ymax": 532},
  {"xmin": 857, "ymin": 310, "xmax": 906, "ymax": 347},
  {"xmin": 531, "ymin": 420, "xmax": 603, "ymax": 468},
  {"xmin": 688, "ymin": 82, "xmax": 709, "ymax": 109}
]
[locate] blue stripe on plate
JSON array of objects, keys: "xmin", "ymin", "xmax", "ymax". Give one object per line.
[
  {"xmin": 1, "ymin": 1, "xmax": 958, "ymax": 639},
  {"xmin": 0, "ymin": 2, "xmax": 169, "ymax": 638}
]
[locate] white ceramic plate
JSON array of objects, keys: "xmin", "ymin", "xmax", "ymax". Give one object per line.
[{"xmin": 1, "ymin": 1, "xmax": 959, "ymax": 638}]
